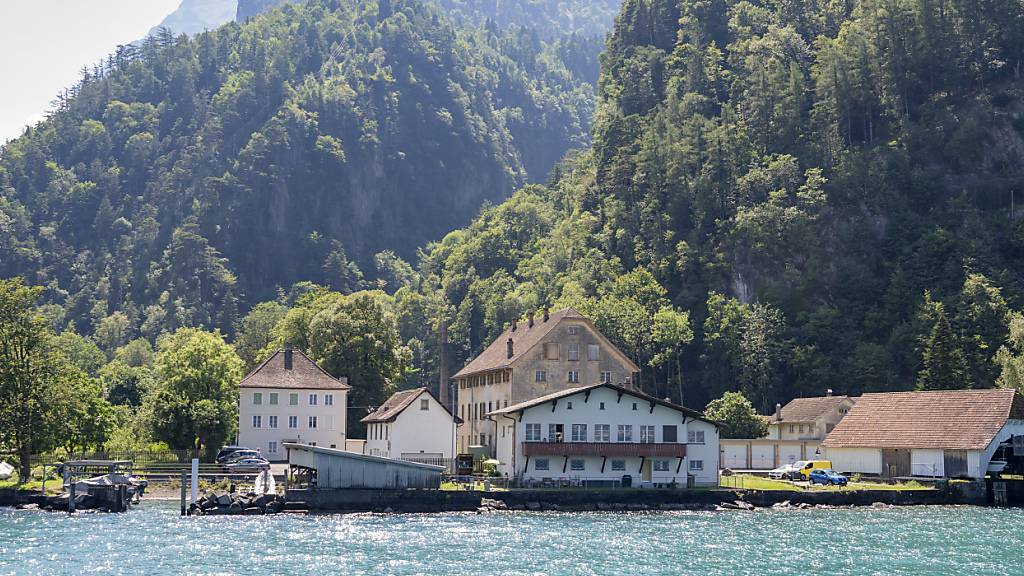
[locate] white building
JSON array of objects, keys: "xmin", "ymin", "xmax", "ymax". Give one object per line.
[
  {"xmin": 821, "ymin": 389, "xmax": 1024, "ymax": 479},
  {"xmin": 488, "ymin": 383, "xmax": 720, "ymax": 487},
  {"xmin": 238, "ymin": 348, "xmax": 351, "ymax": 461},
  {"xmin": 361, "ymin": 387, "xmax": 461, "ymax": 462}
]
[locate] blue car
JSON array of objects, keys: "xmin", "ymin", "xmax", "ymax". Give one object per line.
[{"xmin": 808, "ymin": 469, "xmax": 848, "ymax": 486}]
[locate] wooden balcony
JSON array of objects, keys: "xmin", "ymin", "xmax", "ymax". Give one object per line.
[{"xmin": 521, "ymin": 441, "xmax": 686, "ymax": 458}]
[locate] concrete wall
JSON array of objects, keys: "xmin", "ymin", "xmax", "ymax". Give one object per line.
[
  {"xmin": 239, "ymin": 387, "xmax": 348, "ymax": 460},
  {"xmin": 287, "ymin": 444, "xmax": 442, "ymax": 489},
  {"xmin": 825, "ymin": 447, "xmax": 882, "ymax": 475}
]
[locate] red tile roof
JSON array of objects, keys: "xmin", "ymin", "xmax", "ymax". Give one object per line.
[
  {"xmin": 452, "ymin": 308, "xmax": 639, "ymax": 378},
  {"xmin": 239, "ymin": 349, "xmax": 350, "ymax": 390},
  {"xmin": 820, "ymin": 389, "xmax": 1021, "ymax": 450}
]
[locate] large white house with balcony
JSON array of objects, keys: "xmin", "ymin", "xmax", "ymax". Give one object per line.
[
  {"xmin": 237, "ymin": 347, "xmax": 351, "ymax": 461},
  {"xmin": 488, "ymin": 383, "xmax": 720, "ymax": 487}
]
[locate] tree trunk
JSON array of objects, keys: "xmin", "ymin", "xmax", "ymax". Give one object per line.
[{"xmin": 18, "ymin": 441, "xmax": 32, "ymax": 484}]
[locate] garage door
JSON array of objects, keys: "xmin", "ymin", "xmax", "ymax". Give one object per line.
[
  {"xmin": 722, "ymin": 444, "xmax": 747, "ymax": 469},
  {"xmin": 751, "ymin": 445, "xmax": 774, "ymax": 469}
]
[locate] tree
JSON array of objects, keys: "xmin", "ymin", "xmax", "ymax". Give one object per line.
[
  {"xmin": 917, "ymin": 302, "xmax": 970, "ymax": 391},
  {"xmin": 703, "ymin": 391, "xmax": 769, "ymax": 439},
  {"xmin": 996, "ymin": 311, "xmax": 1024, "ymax": 393},
  {"xmin": 0, "ymin": 278, "xmax": 88, "ymax": 480},
  {"xmin": 955, "ymin": 273, "xmax": 1010, "ymax": 387},
  {"xmin": 651, "ymin": 306, "xmax": 694, "ymax": 404},
  {"xmin": 234, "ymin": 300, "xmax": 288, "ymax": 371},
  {"xmin": 147, "ymin": 328, "xmax": 243, "ymax": 456}
]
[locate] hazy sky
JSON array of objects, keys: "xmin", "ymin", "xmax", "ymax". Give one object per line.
[{"xmin": 0, "ymin": 0, "xmax": 182, "ymax": 144}]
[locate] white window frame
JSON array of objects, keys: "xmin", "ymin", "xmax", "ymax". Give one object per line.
[
  {"xmin": 309, "ymin": 394, "xmax": 318, "ymax": 406},
  {"xmin": 654, "ymin": 459, "xmax": 670, "ymax": 472},
  {"xmin": 570, "ymin": 459, "xmax": 585, "ymax": 471},
  {"xmin": 288, "ymin": 415, "xmax": 298, "ymax": 429},
  {"xmin": 268, "ymin": 441, "xmax": 278, "ymax": 454},
  {"xmin": 252, "ymin": 415, "xmax": 261, "ymax": 428},
  {"xmin": 567, "ymin": 326, "xmax": 579, "ymax": 335},
  {"xmin": 269, "ymin": 392, "xmax": 278, "ymax": 405},
  {"xmin": 567, "ymin": 371, "xmax": 579, "ymax": 383},
  {"xmin": 535, "ymin": 370, "xmax": 547, "ymax": 382},
  {"xmin": 568, "ymin": 343, "xmax": 580, "ymax": 361},
  {"xmin": 420, "ymin": 398, "xmax": 429, "ymax": 410},
  {"xmin": 525, "ymin": 423, "xmax": 542, "ymax": 442},
  {"xmin": 571, "ymin": 424, "xmax": 587, "ymax": 442},
  {"xmin": 689, "ymin": 460, "xmax": 704, "ymax": 471},
  {"xmin": 289, "ymin": 393, "xmax": 298, "ymax": 406},
  {"xmin": 595, "ymin": 424, "xmax": 610, "ymax": 442},
  {"xmin": 611, "ymin": 459, "xmax": 626, "ymax": 471},
  {"xmin": 600, "ymin": 371, "xmax": 612, "ymax": 384},
  {"xmin": 587, "ymin": 344, "xmax": 600, "ymax": 361},
  {"xmin": 308, "ymin": 416, "xmax": 318, "ymax": 429},
  {"xmin": 640, "ymin": 425, "xmax": 655, "ymax": 443},
  {"xmin": 688, "ymin": 430, "xmax": 705, "ymax": 445},
  {"xmin": 252, "ymin": 392, "xmax": 262, "ymax": 405},
  {"xmin": 535, "ymin": 458, "xmax": 550, "ymax": 471},
  {"xmin": 617, "ymin": 424, "xmax": 633, "ymax": 442},
  {"xmin": 324, "ymin": 394, "xmax": 334, "ymax": 406},
  {"xmin": 268, "ymin": 415, "xmax": 278, "ymax": 429}
]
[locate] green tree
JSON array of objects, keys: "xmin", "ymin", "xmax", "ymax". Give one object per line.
[
  {"xmin": 234, "ymin": 300, "xmax": 288, "ymax": 371},
  {"xmin": 703, "ymin": 391, "xmax": 769, "ymax": 439},
  {"xmin": 147, "ymin": 328, "xmax": 243, "ymax": 456},
  {"xmin": 917, "ymin": 302, "xmax": 970, "ymax": 391},
  {"xmin": 996, "ymin": 311, "xmax": 1024, "ymax": 393}
]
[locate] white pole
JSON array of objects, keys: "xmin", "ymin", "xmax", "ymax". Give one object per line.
[{"xmin": 190, "ymin": 458, "xmax": 199, "ymax": 504}]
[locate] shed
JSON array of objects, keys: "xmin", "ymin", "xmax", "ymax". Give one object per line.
[{"xmin": 284, "ymin": 443, "xmax": 443, "ymax": 489}]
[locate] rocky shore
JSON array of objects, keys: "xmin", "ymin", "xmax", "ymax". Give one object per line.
[{"xmin": 188, "ymin": 492, "xmax": 299, "ymax": 516}]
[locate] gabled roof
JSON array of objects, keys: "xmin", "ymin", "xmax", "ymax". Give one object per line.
[
  {"xmin": 453, "ymin": 308, "xmax": 640, "ymax": 378},
  {"xmin": 770, "ymin": 395, "xmax": 853, "ymax": 423},
  {"xmin": 821, "ymin": 389, "xmax": 1022, "ymax": 451},
  {"xmin": 239, "ymin": 348, "xmax": 350, "ymax": 390},
  {"xmin": 361, "ymin": 387, "xmax": 462, "ymax": 424},
  {"xmin": 486, "ymin": 382, "xmax": 718, "ymax": 426}
]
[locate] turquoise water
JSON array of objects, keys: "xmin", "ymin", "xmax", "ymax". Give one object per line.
[{"xmin": 0, "ymin": 503, "xmax": 1021, "ymax": 575}]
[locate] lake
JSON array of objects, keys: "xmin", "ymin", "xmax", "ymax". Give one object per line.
[{"xmin": 0, "ymin": 503, "xmax": 1020, "ymax": 575}]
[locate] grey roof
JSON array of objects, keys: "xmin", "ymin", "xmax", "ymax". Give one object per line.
[{"xmin": 239, "ymin": 349, "xmax": 350, "ymax": 390}]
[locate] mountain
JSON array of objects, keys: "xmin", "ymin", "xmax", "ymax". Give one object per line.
[
  {"xmin": 412, "ymin": 0, "xmax": 1024, "ymax": 409},
  {"xmin": 149, "ymin": 0, "xmax": 237, "ymax": 36},
  {"xmin": 0, "ymin": 0, "xmax": 595, "ymax": 338},
  {"xmin": 237, "ymin": 0, "xmax": 623, "ymax": 38}
]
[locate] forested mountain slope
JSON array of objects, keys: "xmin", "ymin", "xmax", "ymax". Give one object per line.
[
  {"xmin": 0, "ymin": 0, "xmax": 596, "ymax": 338},
  {"xmin": 410, "ymin": 0, "xmax": 1024, "ymax": 409}
]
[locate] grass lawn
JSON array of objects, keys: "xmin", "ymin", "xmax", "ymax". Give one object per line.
[
  {"xmin": 720, "ymin": 474, "xmax": 935, "ymax": 492},
  {"xmin": 0, "ymin": 478, "xmax": 48, "ymax": 492}
]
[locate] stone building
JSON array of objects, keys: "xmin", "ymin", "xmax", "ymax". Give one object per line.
[{"xmin": 452, "ymin": 308, "xmax": 640, "ymax": 455}]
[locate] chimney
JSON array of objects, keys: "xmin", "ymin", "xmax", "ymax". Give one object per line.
[
  {"xmin": 826, "ymin": 389, "xmax": 833, "ymax": 397},
  {"xmin": 511, "ymin": 318, "xmax": 517, "ymax": 332},
  {"xmin": 506, "ymin": 338, "xmax": 514, "ymax": 359},
  {"xmin": 284, "ymin": 345, "xmax": 293, "ymax": 371},
  {"xmin": 527, "ymin": 313, "xmax": 534, "ymax": 328},
  {"xmin": 775, "ymin": 403, "xmax": 782, "ymax": 422},
  {"xmin": 543, "ymin": 307, "xmax": 550, "ymax": 322}
]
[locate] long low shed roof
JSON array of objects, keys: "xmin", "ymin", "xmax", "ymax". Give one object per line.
[
  {"xmin": 285, "ymin": 443, "xmax": 443, "ymax": 489},
  {"xmin": 820, "ymin": 389, "xmax": 1022, "ymax": 451}
]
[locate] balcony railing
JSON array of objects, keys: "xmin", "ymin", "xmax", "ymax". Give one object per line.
[{"xmin": 521, "ymin": 442, "xmax": 686, "ymax": 458}]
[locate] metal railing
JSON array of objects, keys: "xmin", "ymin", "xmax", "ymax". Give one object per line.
[{"xmin": 32, "ymin": 449, "xmax": 200, "ymax": 466}]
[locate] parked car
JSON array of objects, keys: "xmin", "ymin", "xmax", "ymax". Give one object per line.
[
  {"xmin": 809, "ymin": 469, "xmax": 848, "ymax": 486},
  {"xmin": 225, "ymin": 458, "xmax": 271, "ymax": 473},
  {"xmin": 218, "ymin": 449, "xmax": 260, "ymax": 466},
  {"xmin": 215, "ymin": 446, "xmax": 253, "ymax": 464},
  {"xmin": 794, "ymin": 460, "xmax": 834, "ymax": 481},
  {"xmin": 769, "ymin": 464, "xmax": 798, "ymax": 480}
]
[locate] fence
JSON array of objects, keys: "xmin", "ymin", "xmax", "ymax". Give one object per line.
[{"xmin": 32, "ymin": 449, "xmax": 200, "ymax": 466}]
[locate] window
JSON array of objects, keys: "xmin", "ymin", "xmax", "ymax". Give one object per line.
[
  {"xmin": 567, "ymin": 326, "xmax": 579, "ymax": 335},
  {"xmin": 420, "ymin": 398, "xmax": 429, "ymax": 410},
  {"xmin": 535, "ymin": 458, "xmax": 550, "ymax": 471},
  {"xmin": 654, "ymin": 460, "xmax": 670, "ymax": 472},
  {"xmin": 689, "ymin": 460, "xmax": 704, "ymax": 471},
  {"xmin": 611, "ymin": 459, "xmax": 626, "ymax": 471},
  {"xmin": 288, "ymin": 416, "xmax": 298, "ymax": 429},
  {"xmin": 308, "ymin": 416, "xmax": 318, "ymax": 429},
  {"xmin": 309, "ymin": 394, "xmax": 318, "ymax": 406},
  {"xmin": 617, "ymin": 425, "xmax": 633, "ymax": 442},
  {"xmin": 663, "ymin": 425, "xmax": 678, "ymax": 443},
  {"xmin": 587, "ymin": 344, "xmax": 600, "ymax": 361},
  {"xmin": 252, "ymin": 392, "xmax": 262, "ymax": 405},
  {"xmin": 688, "ymin": 430, "xmax": 705, "ymax": 445},
  {"xmin": 535, "ymin": 370, "xmax": 547, "ymax": 382},
  {"xmin": 479, "ymin": 433, "xmax": 486, "ymax": 445},
  {"xmin": 789, "ymin": 424, "xmax": 795, "ymax": 433},
  {"xmin": 798, "ymin": 424, "xmax": 805, "ymax": 434},
  {"xmin": 570, "ymin": 459, "xmax": 585, "ymax": 471},
  {"xmin": 525, "ymin": 423, "xmax": 542, "ymax": 442},
  {"xmin": 568, "ymin": 343, "xmax": 580, "ymax": 361},
  {"xmin": 269, "ymin": 393, "xmax": 278, "ymax": 405},
  {"xmin": 567, "ymin": 401, "xmax": 573, "ymax": 410},
  {"xmin": 600, "ymin": 371, "xmax": 612, "ymax": 384},
  {"xmin": 268, "ymin": 441, "xmax": 278, "ymax": 454},
  {"xmin": 549, "ymin": 424, "xmax": 563, "ymax": 442},
  {"xmin": 324, "ymin": 394, "xmax": 333, "ymax": 406},
  {"xmin": 599, "ymin": 402, "xmax": 605, "ymax": 410},
  {"xmin": 567, "ymin": 371, "xmax": 579, "ymax": 383},
  {"xmin": 289, "ymin": 393, "xmax": 298, "ymax": 406},
  {"xmin": 544, "ymin": 342, "xmax": 559, "ymax": 360},
  {"xmin": 252, "ymin": 415, "xmax": 262, "ymax": 428},
  {"xmin": 632, "ymin": 402, "xmax": 638, "ymax": 411},
  {"xmin": 640, "ymin": 425, "xmax": 655, "ymax": 443},
  {"xmin": 594, "ymin": 424, "xmax": 610, "ymax": 442},
  {"xmin": 571, "ymin": 424, "xmax": 587, "ymax": 442},
  {"xmin": 268, "ymin": 415, "xmax": 278, "ymax": 429}
]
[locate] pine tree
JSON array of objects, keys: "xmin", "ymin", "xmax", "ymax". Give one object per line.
[{"xmin": 917, "ymin": 305, "xmax": 971, "ymax": 391}]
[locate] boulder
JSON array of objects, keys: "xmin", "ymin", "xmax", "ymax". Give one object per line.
[
  {"xmin": 265, "ymin": 501, "xmax": 282, "ymax": 514},
  {"xmin": 525, "ymin": 501, "xmax": 541, "ymax": 511},
  {"xmin": 228, "ymin": 502, "xmax": 243, "ymax": 515},
  {"xmin": 243, "ymin": 507, "xmax": 263, "ymax": 516},
  {"xmin": 217, "ymin": 494, "xmax": 232, "ymax": 506},
  {"xmin": 595, "ymin": 502, "xmax": 612, "ymax": 511}
]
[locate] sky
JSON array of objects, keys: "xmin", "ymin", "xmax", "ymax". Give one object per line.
[{"xmin": 0, "ymin": 0, "xmax": 183, "ymax": 144}]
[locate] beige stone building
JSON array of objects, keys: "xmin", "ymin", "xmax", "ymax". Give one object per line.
[
  {"xmin": 452, "ymin": 308, "xmax": 640, "ymax": 455},
  {"xmin": 765, "ymin": 393, "xmax": 856, "ymax": 440}
]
